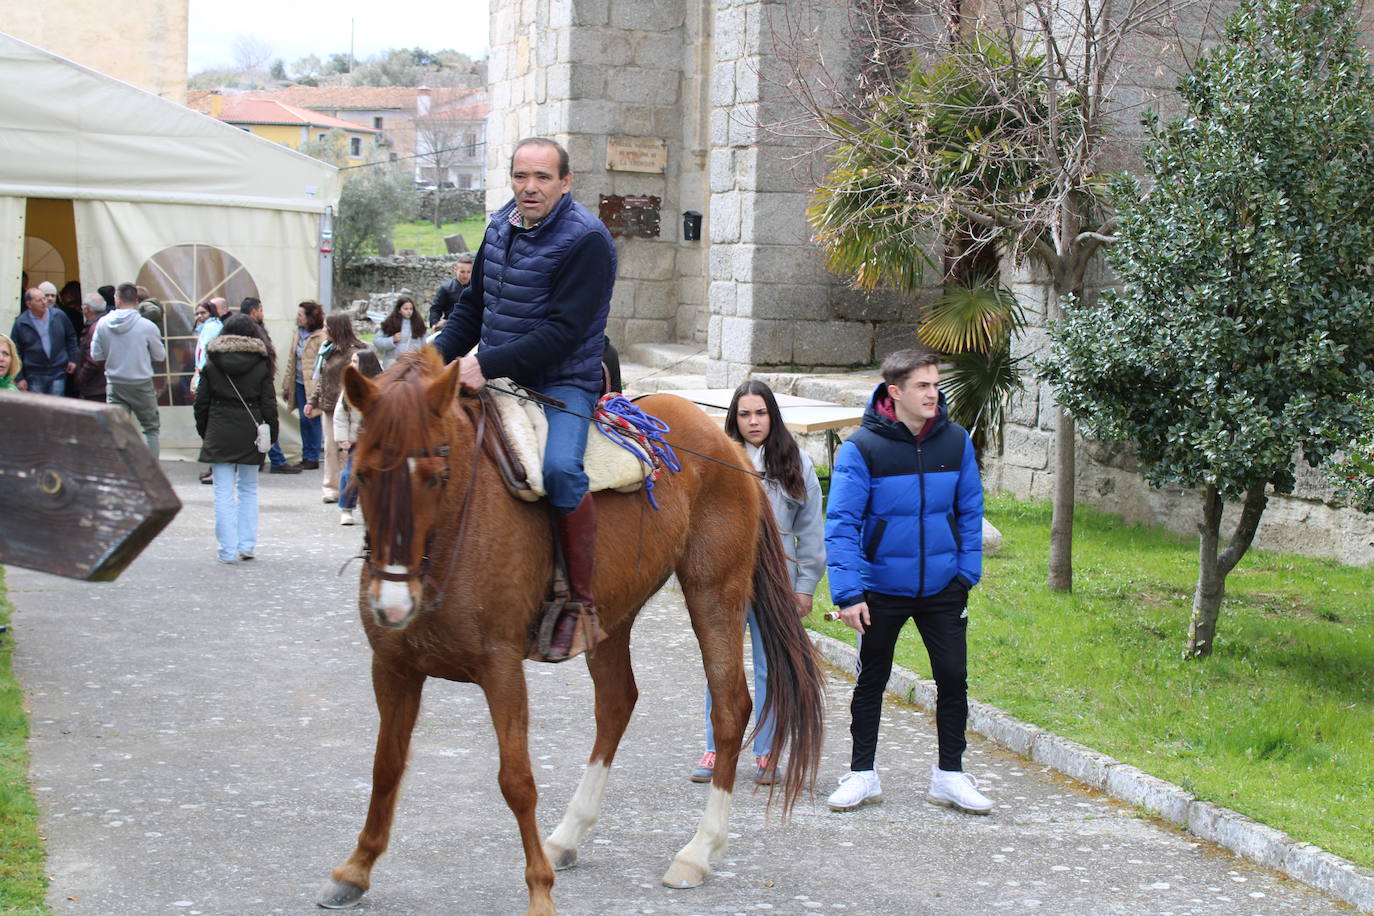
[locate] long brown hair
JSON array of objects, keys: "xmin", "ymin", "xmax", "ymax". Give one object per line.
[
  {"xmin": 724, "ymin": 379, "xmax": 805, "ymax": 499},
  {"xmin": 379, "ymin": 296, "xmax": 426, "ymax": 338},
  {"xmin": 325, "ymin": 311, "xmax": 363, "ymax": 352}
]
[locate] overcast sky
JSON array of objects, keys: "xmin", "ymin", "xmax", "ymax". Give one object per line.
[{"xmin": 187, "ymin": 0, "xmax": 490, "ymax": 73}]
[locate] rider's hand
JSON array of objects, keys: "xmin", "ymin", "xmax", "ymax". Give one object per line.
[
  {"xmin": 795, "ymin": 592, "xmax": 813, "ymax": 618},
  {"xmin": 457, "ymin": 355, "xmax": 486, "ymax": 394},
  {"xmin": 839, "ymin": 601, "xmax": 870, "ymax": 635},
  {"xmin": 303, "ymin": 403, "xmax": 316, "ymax": 419}
]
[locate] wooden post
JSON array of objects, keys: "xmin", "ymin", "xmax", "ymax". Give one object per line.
[{"xmin": 0, "ymin": 391, "xmax": 181, "ymax": 581}]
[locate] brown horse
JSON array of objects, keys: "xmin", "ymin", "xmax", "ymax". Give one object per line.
[{"xmin": 318, "ymin": 349, "xmax": 827, "ymax": 915}]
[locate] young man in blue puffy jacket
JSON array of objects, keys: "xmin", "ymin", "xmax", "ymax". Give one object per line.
[{"xmin": 824, "ymin": 349, "xmax": 994, "ymax": 815}]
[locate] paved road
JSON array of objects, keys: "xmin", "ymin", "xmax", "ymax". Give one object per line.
[{"xmin": 8, "ymin": 461, "xmax": 1350, "ymax": 915}]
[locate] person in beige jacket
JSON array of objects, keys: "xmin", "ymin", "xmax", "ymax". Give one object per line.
[
  {"xmin": 306, "ymin": 312, "xmax": 367, "ymax": 502},
  {"xmin": 281, "ymin": 300, "xmax": 326, "ymax": 470}
]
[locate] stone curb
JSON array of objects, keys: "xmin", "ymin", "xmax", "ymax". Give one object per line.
[{"xmin": 807, "ymin": 629, "xmax": 1374, "ymax": 914}]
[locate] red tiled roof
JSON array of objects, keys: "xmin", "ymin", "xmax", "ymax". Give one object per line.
[
  {"xmin": 187, "ymin": 86, "xmax": 479, "ymax": 114},
  {"xmin": 211, "ymin": 98, "xmax": 379, "ymax": 132}
]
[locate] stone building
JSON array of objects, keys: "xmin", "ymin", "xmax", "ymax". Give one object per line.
[{"xmin": 483, "ymin": 0, "xmax": 1374, "ymax": 564}]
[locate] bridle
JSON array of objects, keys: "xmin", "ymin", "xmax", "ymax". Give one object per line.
[{"xmin": 360, "ymin": 395, "xmax": 488, "ymax": 609}]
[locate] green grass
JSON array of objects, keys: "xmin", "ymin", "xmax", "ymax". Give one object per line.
[
  {"xmin": 0, "ymin": 569, "xmax": 49, "ymax": 912},
  {"xmin": 807, "ymin": 493, "xmax": 1374, "ymax": 869},
  {"xmin": 391, "ymin": 218, "xmax": 488, "ymax": 256}
]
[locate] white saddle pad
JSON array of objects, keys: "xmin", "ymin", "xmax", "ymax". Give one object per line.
[{"xmin": 488, "ymin": 379, "xmax": 652, "ymax": 502}]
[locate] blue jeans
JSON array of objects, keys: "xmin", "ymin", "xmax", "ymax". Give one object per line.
[
  {"xmin": 212, "ymin": 463, "xmax": 259, "ymax": 562},
  {"xmin": 296, "ymin": 381, "xmax": 322, "ymax": 462},
  {"xmin": 538, "ymin": 383, "xmax": 597, "ymax": 514},
  {"xmin": 268, "ymin": 442, "xmax": 286, "ymax": 468},
  {"xmin": 26, "ymin": 373, "xmax": 65, "ymax": 395},
  {"xmin": 704, "ymin": 607, "xmax": 774, "ymax": 757},
  {"xmin": 338, "ymin": 447, "xmax": 357, "ymax": 510}
]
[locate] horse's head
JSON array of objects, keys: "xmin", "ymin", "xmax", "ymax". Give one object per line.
[{"xmin": 343, "ymin": 349, "xmax": 464, "ymax": 629}]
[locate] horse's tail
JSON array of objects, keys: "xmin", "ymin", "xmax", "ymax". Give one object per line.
[{"xmin": 750, "ymin": 504, "xmax": 826, "ymax": 815}]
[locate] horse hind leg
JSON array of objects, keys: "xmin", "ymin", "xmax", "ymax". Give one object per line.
[
  {"xmin": 544, "ymin": 625, "xmax": 637, "ymax": 871},
  {"xmin": 319, "ymin": 661, "xmax": 425, "ymax": 909},
  {"xmin": 663, "ymin": 567, "xmax": 751, "ymax": 889}
]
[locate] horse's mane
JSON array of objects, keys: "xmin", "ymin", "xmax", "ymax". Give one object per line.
[{"xmin": 355, "ymin": 348, "xmax": 449, "ymax": 561}]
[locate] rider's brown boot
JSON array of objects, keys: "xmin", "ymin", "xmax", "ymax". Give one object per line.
[{"xmin": 548, "ymin": 494, "xmax": 606, "ymax": 660}]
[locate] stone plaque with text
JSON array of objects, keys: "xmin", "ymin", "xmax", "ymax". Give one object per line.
[{"xmin": 606, "ymin": 136, "xmax": 668, "ymax": 173}]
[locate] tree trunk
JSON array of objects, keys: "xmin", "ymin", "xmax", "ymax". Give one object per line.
[
  {"xmin": 432, "ymin": 188, "xmax": 442, "ymax": 229},
  {"xmin": 1045, "ymin": 272, "xmax": 1077, "ymax": 592},
  {"xmin": 1047, "ymin": 407, "xmax": 1075, "ymax": 591},
  {"xmin": 1184, "ymin": 483, "xmax": 1268, "ymax": 659}
]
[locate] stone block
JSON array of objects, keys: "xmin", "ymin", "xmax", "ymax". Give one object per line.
[
  {"xmin": 610, "ymin": 0, "xmax": 684, "ymax": 30},
  {"xmin": 569, "ymin": 64, "xmax": 607, "ymax": 99},
  {"xmin": 1030, "ymin": 733, "xmax": 1116, "ymax": 790},
  {"xmin": 707, "ymin": 315, "xmax": 723, "ymax": 359},
  {"xmin": 792, "ymin": 319, "xmax": 873, "ymax": 367},
  {"xmin": 624, "ymin": 317, "xmax": 672, "ymax": 345},
  {"xmin": 709, "ymin": 106, "xmax": 731, "ymax": 148},
  {"xmin": 1028, "ymin": 469, "xmax": 1055, "ymax": 500},
  {"xmin": 572, "ymin": 0, "xmax": 610, "ymax": 26},
  {"xmin": 714, "ymin": 6, "xmax": 745, "ymax": 61},
  {"xmin": 708, "ymin": 148, "xmax": 735, "ymax": 193},
  {"xmin": 982, "ymin": 519, "xmax": 1002, "ymax": 556},
  {"xmin": 747, "ymin": 244, "xmax": 832, "ymax": 286},
  {"xmin": 721, "ymin": 316, "xmax": 792, "ymax": 365},
  {"xmin": 1104, "ymin": 765, "xmax": 1192, "ymax": 826},
  {"xmin": 740, "ymin": 190, "xmax": 810, "ymax": 245},
  {"xmin": 873, "ymin": 324, "xmax": 922, "ymax": 361},
  {"xmin": 607, "ymin": 68, "xmax": 680, "ymax": 106},
  {"xmin": 633, "ymin": 280, "xmax": 677, "ymax": 320},
  {"xmin": 709, "ymin": 280, "xmax": 737, "ymax": 316},
  {"xmin": 632, "ymin": 31, "xmax": 684, "ymax": 69},
  {"xmin": 832, "ymin": 287, "xmax": 917, "ymax": 324},
  {"xmin": 711, "ymin": 61, "xmax": 737, "ymax": 108},
  {"xmin": 610, "ymin": 278, "xmax": 636, "ymax": 318},
  {"xmin": 708, "ymin": 246, "xmax": 733, "ymax": 281},
  {"xmin": 651, "ymin": 106, "xmax": 686, "ymax": 139},
  {"xmin": 618, "ymin": 241, "xmax": 678, "ymax": 281},
  {"xmin": 1008, "ymin": 387, "xmax": 1039, "ymax": 427},
  {"xmin": 737, "ymin": 281, "xmax": 821, "ymax": 321},
  {"xmin": 727, "ymin": 102, "xmax": 761, "ymax": 147},
  {"xmin": 567, "ymin": 99, "xmax": 624, "ymax": 134},
  {"xmin": 568, "ymin": 28, "xmax": 632, "ymax": 66},
  {"xmin": 604, "ymin": 316, "xmax": 627, "ymax": 348},
  {"xmin": 967, "ymin": 701, "xmax": 1041, "ymax": 757},
  {"xmin": 733, "ymin": 58, "xmax": 761, "ymax": 104},
  {"xmin": 991, "ymin": 463, "xmax": 1034, "ymax": 498},
  {"xmin": 709, "ymin": 192, "xmax": 741, "ymax": 244},
  {"xmin": 1001, "ymin": 426, "xmax": 1051, "ymax": 470}
]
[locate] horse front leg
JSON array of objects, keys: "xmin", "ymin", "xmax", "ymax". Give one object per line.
[
  {"xmin": 544, "ymin": 625, "xmax": 637, "ymax": 871},
  {"xmin": 319, "ymin": 658, "xmax": 426, "ymax": 909},
  {"xmin": 483, "ymin": 661, "xmax": 557, "ymax": 916}
]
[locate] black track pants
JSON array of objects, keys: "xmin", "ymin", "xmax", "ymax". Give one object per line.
[{"xmin": 848, "ymin": 584, "xmax": 969, "ymax": 772}]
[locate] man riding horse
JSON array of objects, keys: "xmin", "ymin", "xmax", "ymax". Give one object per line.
[{"xmin": 433, "ymin": 136, "xmax": 615, "ymax": 662}]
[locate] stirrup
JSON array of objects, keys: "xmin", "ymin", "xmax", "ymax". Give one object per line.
[{"xmin": 527, "ymin": 598, "xmax": 607, "ymax": 663}]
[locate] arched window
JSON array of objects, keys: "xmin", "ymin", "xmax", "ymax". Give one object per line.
[
  {"xmin": 136, "ymin": 244, "xmax": 260, "ymax": 407},
  {"xmin": 24, "ymin": 237, "xmax": 65, "ymax": 289}
]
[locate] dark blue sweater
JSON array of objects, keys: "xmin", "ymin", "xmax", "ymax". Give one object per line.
[{"xmin": 435, "ymin": 194, "xmax": 616, "ymax": 392}]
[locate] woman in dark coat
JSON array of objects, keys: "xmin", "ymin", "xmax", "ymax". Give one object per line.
[{"xmin": 195, "ymin": 314, "xmax": 279, "ymax": 563}]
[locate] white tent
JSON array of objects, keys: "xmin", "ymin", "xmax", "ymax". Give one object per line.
[{"xmin": 0, "ymin": 31, "xmax": 340, "ymax": 453}]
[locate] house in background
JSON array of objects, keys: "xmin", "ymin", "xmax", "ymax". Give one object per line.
[
  {"xmin": 186, "ymin": 86, "xmax": 487, "ymax": 184},
  {"xmin": 187, "ymin": 93, "xmax": 381, "ymax": 165}
]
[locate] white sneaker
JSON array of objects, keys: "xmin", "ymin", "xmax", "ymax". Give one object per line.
[
  {"xmin": 928, "ymin": 764, "xmax": 993, "ymax": 814},
  {"xmin": 827, "ymin": 770, "xmax": 882, "ymax": 811},
  {"xmin": 339, "ymin": 509, "xmax": 355, "ymax": 526}
]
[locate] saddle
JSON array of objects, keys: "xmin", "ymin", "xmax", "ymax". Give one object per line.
[{"xmin": 480, "ymin": 379, "xmax": 653, "ymax": 502}]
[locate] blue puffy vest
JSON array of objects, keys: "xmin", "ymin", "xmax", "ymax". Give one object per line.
[{"xmin": 476, "ymin": 194, "xmax": 616, "ymax": 392}]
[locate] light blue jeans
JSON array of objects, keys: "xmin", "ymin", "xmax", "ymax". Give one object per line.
[
  {"xmin": 704, "ymin": 606, "xmax": 774, "ymax": 757},
  {"xmin": 212, "ymin": 463, "xmax": 259, "ymax": 562},
  {"xmin": 538, "ymin": 383, "xmax": 597, "ymax": 514}
]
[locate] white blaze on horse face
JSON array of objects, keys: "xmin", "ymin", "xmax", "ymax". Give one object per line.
[
  {"xmin": 374, "ymin": 566, "xmax": 416, "ymax": 625},
  {"xmin": 547, "ymin": 763, "xmax": 610, "ymax": 853}
]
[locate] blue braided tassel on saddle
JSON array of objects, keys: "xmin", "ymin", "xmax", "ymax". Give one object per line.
[{"xmin": 594, "ymin": 394, "xmax": 681, "ymax": 509}]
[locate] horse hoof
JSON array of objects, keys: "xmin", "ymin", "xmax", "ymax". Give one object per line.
[
  {"xmin": 545, "ymin": 841, "xmax": 578, "ymax": 871},
  {"xmin": 317, "ymin": 878, "xmax": 366, "ymax": 909},
  {"xmin": 661, "ymin": 859, "xmax": 707, "ymax": 889}
]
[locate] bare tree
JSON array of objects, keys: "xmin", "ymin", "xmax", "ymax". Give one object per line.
[
  {"xmin": 232, "ymin": 34, "xmax": 275, "ymax": 75},
  {"xmin": 776, "ymin": 0, "xmax": 1217, "ymax": 591},
  {"xmin": 414, "ymin": 110, "xmax": 468, "ymax": 227}
]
